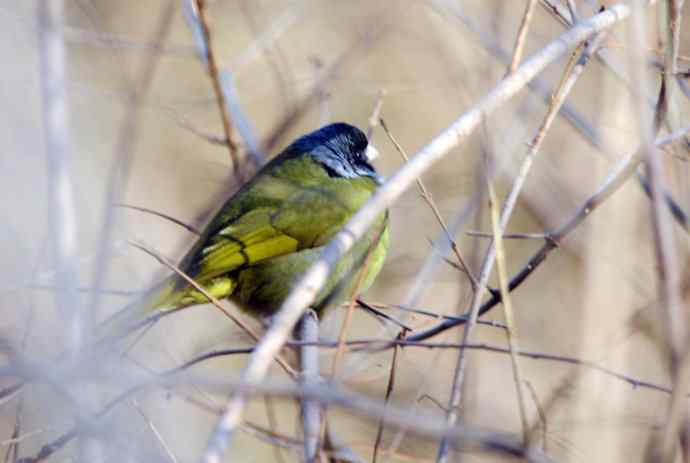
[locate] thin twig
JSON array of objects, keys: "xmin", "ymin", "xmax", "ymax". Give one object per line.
[
  {"xmin": 187, "ymin": 0, "xmax": 242, "ymax": 177},
  {"xmin": 487, "ymin": 175, "xmax": 529, "ymax": 443},
  {"xmin": 355, "ymin": 300, "xmax": 413, "ymax": 331},
  {"xmin": 507, "ymin": 0, "xmax": 538, "ymax": 73},
  {"xmin": 372, "ymin": 330, "xmax": 406, "ymax": 463},
  {"xmin": 170, "ymin": 339, "xmax": 680, "ymax": 396},
  {"xmin": 331, "ymin": 221, "xmax": 387, "ymax": 376},
  {"xmin": 116, "ymin": 204, "xmax": 201, "ymax": 235},
  {"xmin": 524, "ymin": 381, "xmax": 547, "ymax": 453},
  {"xmin": 367, "ymin": 90, "xmax": 386, "ymax": 139},
  {"xmin": 262, "ymin": 396, "xmax": 288, "ymax": 463},
  {"xmin": 380, "ymin": 118, "xmax": 479, "ymax": 290},
  {"xmin": 466, "ymin": 230, "xmax": 546, "ymax": 239},
  {"xmin": 172, "ymin": 110, "xmax": 228, "ymax": 146},
  {"xmin": 371, "ymin": 302, "xmax": 507, "ymax": 330},
  {"xmin": 628, "ymin": 2, "xmax": 688, "ymax": 460},
  {"xmin": 131, "ymin": 399, "xmax": 179, "ymax": 463}
]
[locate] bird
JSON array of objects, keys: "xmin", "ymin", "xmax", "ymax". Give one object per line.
[{"xmin": 103, "ymin": 122, "xmax": 389, "ymax": 338}]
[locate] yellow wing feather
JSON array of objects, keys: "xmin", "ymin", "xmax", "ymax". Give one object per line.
[{"xmin": 193, "ymin": 208, "xmax": 300, "ymax": 283}]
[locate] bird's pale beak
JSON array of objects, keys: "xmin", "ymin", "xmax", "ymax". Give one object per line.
[{"xmin": 365, "ymin": 145, "xmax": 380, "ymax": 161}]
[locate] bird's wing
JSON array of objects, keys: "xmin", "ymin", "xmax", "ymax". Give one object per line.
[
  {"xmin": 184, "ymin": 184, "xmax": 354, "ymax": 286},
  {"xmin": 191, "ymin": 207, "xmax": 300, "ymax": 283}
]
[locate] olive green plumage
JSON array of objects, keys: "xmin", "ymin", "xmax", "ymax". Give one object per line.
[{"xmin": 104, "ymin": 123, "xmax": 389, "ymax": 337}]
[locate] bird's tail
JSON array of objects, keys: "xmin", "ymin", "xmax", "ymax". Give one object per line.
[{"xmin": 95, "ymin": 275, "xmax": 180, "ymax": 343}]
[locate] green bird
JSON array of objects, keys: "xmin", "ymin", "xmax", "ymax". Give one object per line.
[{"xmin": 105, "ymin": 123, "xmax": 389, "ymax": 337}]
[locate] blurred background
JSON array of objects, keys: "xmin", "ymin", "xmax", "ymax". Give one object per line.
[{"xmin": 1, "ymin": 0, "xmax": 690, "ymax": 462}]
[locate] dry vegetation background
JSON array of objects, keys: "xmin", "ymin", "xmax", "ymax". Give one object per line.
[{"xmin": 1, "ymin": 0, "xmax": 690, "ymax": 462}]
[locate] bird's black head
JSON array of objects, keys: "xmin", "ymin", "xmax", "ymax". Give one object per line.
[{"xmin": 291, "ymin": 123, "xmax": 381, "ymax": 183}]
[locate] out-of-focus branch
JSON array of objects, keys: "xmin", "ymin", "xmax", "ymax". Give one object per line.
[
  {"xmin": 63, "ymin": 26, "xmax": 196, "ymax": 56},
  {"xmin": 298, "ymin": 310, "xmax": 320, "ymax": 463},
  {"xmin": 628, "ymin": 2, "xmax": 688, "ymax": 461},
  {"xmin": 657, "ymin": 0, "xmax": 685, "ymax": 140},
  {"xmin": 87, "ymin": 1, "xmax": 175, "ymax": 337},
  {"xmin": 16, "ymin": 370, "xmax": 557, "ymax": 463},
  {"xmin": 37, "ymin": 0, "xmax": 81, "ymax": 352},
  {"xmin": 199, "ymin": 6, "xmax": 638, "ymax": 462},
  {"xmin": 219, "ymin": 71, "xmax": 265, "ymax": 168}
]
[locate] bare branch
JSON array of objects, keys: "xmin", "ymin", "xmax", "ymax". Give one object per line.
[
  {"xmin": 87, "ymin": 1, "xmax": 176, "ymax": 340},
  {"xmin": 372, "ymin": 331, "xmax": 405, "ymax": 463},
  {"xmin": 185, "ymin": 0, "xmax": 243, "ymax": 176},
  {"xmin": 487, "ymin": 175, "xmax": 529, "ymax": 443},
  {"xmin": 627, "ymin": 1, "xmax": 688, "ymax": 460},
  {"xmin": 507, "ymin": 0, "xmax": 538, "ymax": 73},
  {"xmin": 37, "ymin": 0, "xmax": 81, "ymax": 352},
  {"xmin": 298, "ymin": 310, "xmax": 321, "ymax": 463},
  {"xmin": 116, "ymin": 204, "xmax": 201, "ymax": 235}
]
